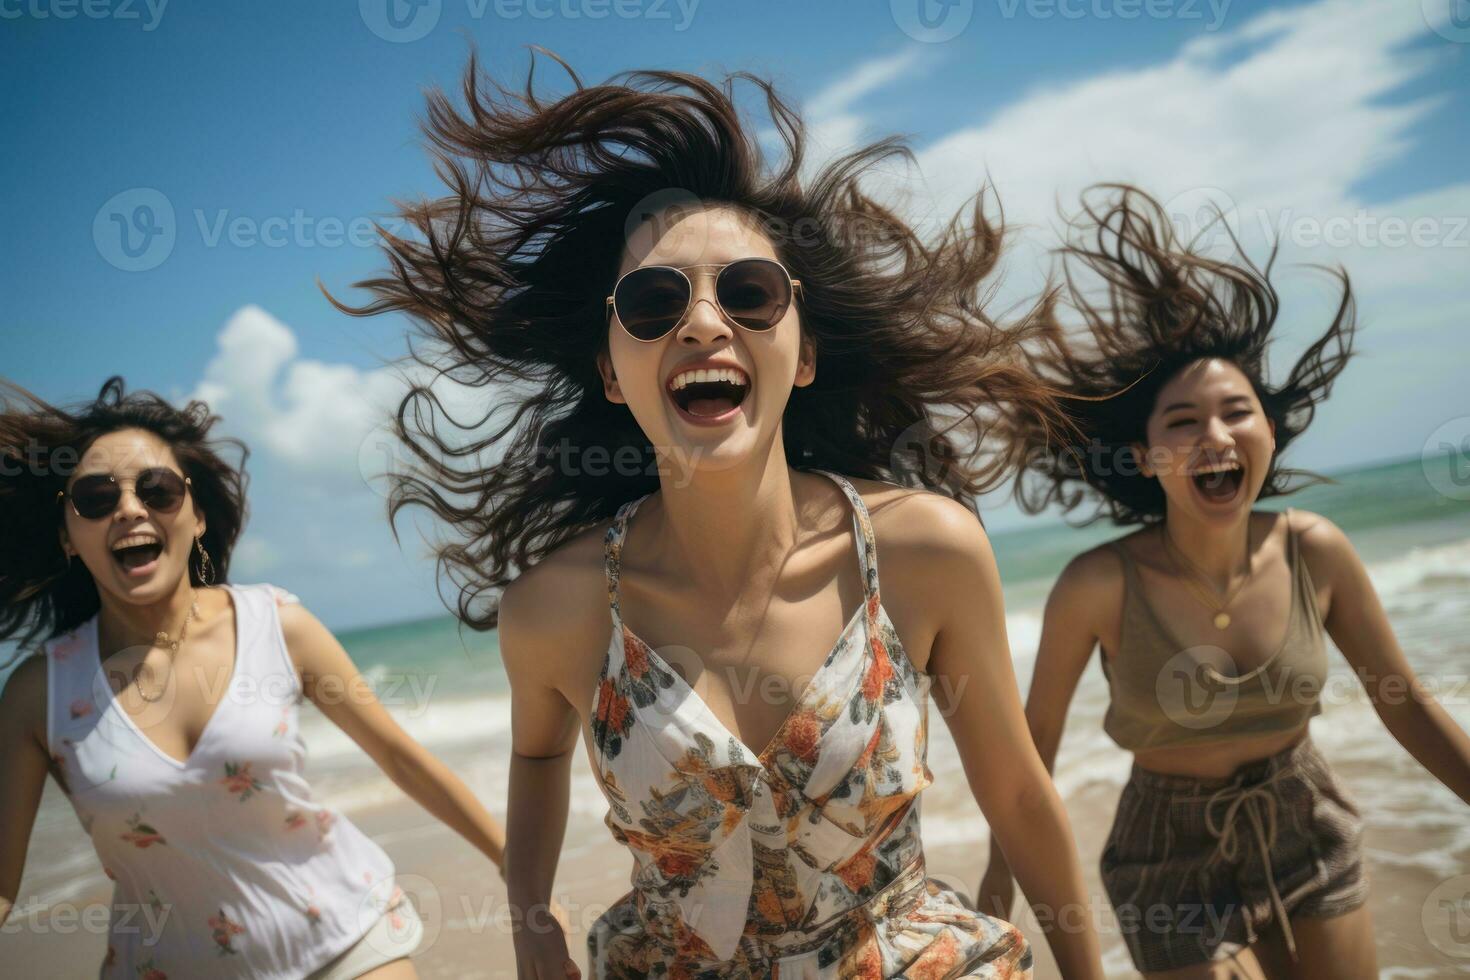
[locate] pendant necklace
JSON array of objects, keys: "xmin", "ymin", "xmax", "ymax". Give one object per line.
[
  {"xmin": 1161, "ymin": 523, "xmax": 1253, "ymax": 630},
  {"xmin": 133, "ymin": 593, "xmax": 199, "ymax": 703}
]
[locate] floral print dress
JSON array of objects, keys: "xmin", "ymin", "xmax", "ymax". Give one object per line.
[
  {"xmin": 586, "ymin": 470, "xmax": 1033, "ymax": 978},
  {"xmin": 44, "ymin": 583, "xmax": 403, "ymax": 979}
]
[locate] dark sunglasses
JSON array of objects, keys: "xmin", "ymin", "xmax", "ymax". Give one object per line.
[
  {"xmin": 605, "ymin": 257, "xmax": 802, "ymax": 342},
  {"xmin": 58, "ymin": 467, "xmax": 193, "ymax": 520}
]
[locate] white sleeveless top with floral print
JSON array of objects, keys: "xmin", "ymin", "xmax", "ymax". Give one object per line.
[
  {"xmin": 585, "ymin": 470, "xmax": 1033, "ymax": 978},
  {"xmin": 44, "ymin": 582, "xmax": 401, "ymax": 979}
]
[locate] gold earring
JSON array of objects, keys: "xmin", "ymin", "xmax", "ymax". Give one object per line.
[{"xmin": 194, "ymin": 536, "xmax": 216, "ymax": 586}]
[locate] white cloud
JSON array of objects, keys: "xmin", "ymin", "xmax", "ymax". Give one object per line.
[
  {"xmin": 909, "ymin": 0, "xmax": 1444, "ymax": 249},
  {"xmin": 759, "ymin": 48, "xmax": 932, "ymax": 182},
  {"xmin": 780, "ymin": 0, "xmax": 1463, "ymax": 321},
  {"xmin": 191, "ymin": 305, "xmax": 402, "ymax": 478},
  {"xmin": 858, "ymin": 0, "xmax": 1465, "ymax": 478},
  {"xmin": 805, "ymin": 48, "xmax": 930, "ymax": 158},
  {"xmin": 183, "ymin": 306, "xmax": 498, "ymax": 614},
  {"xmin": 755, "ymin": 0, "xmax": 1464, "ymax": 527},
  {"xmin": 189, "ymin": 305, "xmax": 501, "ymax": 492},
  {"xmin": 806, "ymin": 47, "xmax": 927, "ymax": 120}
]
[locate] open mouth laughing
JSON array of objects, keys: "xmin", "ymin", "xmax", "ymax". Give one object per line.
[
  {"xmin": 1187, "ymin": 459, "xmax": 1245, "ymax": 504},
  {"xmin": 665, "ymin": 363, "xmax": 751, "ymax": 425},
  {"xmin": 111, "ymin": 532, "xmax": 164, "ymax": 578}
]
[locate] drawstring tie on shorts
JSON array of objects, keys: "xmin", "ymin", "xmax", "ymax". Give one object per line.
[{"xmin": 1190, "ymin": 766, "xmax": 1301, "ymax": 962}]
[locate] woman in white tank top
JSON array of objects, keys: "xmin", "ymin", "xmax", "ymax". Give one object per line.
[{"xmin": 0, "ymin": 378, "xmax": 518, "ymax": 979}]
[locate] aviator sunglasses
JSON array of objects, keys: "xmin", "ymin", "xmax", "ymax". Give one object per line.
[
  {"xmin": 58, "ymin": 467, "xmax": 193, "ymax": 520},
  {"xmin": 605, "ymin": 257, "xmax": 802, "ymax": 342}
]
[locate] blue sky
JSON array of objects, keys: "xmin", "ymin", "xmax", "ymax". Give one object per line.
[{"xmin": 4, "ymin": 0, "xmax": 1467, "ymax": 630}]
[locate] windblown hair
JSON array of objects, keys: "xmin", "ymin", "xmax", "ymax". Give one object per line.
[
  {"xmin": 1012, "ymin": 184, "xmax": 1357, "ymax": 526},
  {"xmin": 335, "ymin": 50, "xmax": 1077, "ymax": 629},
  {"xmin": 0, "ymin": 377, "xmax": 248, "ymax": 653}
]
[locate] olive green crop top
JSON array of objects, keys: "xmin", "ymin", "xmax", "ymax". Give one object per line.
[{"xmin": 1099, "ymin": 510, "xmax": 1328, "ymax": 752}]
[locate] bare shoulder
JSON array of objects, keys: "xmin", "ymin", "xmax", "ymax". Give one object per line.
[
  {"xmin": 1285, "ymin": 506, "xmax": 1348, "ymax": 551},
  {"xmin": 1283, "ymin": 506, "xmax": 1354, "ymax": 584},
  {"xmin": 267, "ymin": 588, "xmax": 321, "ymax": 642},
  {"xmin": 844, "ymin": 476, "xmax": 990, "ymax": 558},
  {"xmin": 271, "ymin": 599, "xmax": 343, "ymax": 683},
  {"xmin": 1056, "ymin": 537, "xmax": 1128, "ymax": 599},
  {"xmin": 0, "ymin": 654, "xmax": 48, "ymax": 749},
  {"xmin": 275, "ymin": 599, "xmax": 315, "ymax": 639},
  {"xmin": 839, "ymin": 478, "xmax": 998, "ymax": 670},
  {"xmin": 497, "ymin": 518, "xmax": 617, "ymax": 694},
  {"xmin": 1035, "ymin": 538, "xmax": 1125, "ymax": 657}
]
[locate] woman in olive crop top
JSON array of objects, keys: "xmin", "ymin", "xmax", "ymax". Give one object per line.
[{"xmin": 977, "ymin": 186, "xmax": 1470, "ymax": 978}]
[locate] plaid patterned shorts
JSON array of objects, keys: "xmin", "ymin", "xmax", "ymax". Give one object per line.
[{"xmin": 1099, "ymin": 734, "xmax": 1370, "ymax": 973}]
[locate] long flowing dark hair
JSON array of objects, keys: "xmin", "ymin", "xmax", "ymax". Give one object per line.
[
  {"xmin": 0, "ymin": 377, "xmax": 248, "ymax": 653},
  {"xmin": 1012, "ymin": 184, "xmax": 1358, "ymax": 526},
  {"xmin": 333, "ymin": 50, "xmax": 1077, "ymax": 630}
]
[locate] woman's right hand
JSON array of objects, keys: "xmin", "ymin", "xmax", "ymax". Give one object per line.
[{"xmin": 511, "ymin": 894, "xmax": 581, "ymax": 979}]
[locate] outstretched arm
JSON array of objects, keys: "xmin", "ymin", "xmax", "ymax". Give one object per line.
[
  {"xmin": 279, "ymin": 601, "xmax": 509, "ymax": 869},
  {"xmin": 921, "ymin": 499, "xmax": 1105, "ymax": 980},
  {"xmin": 1305, "ymin": 514, "xmax": 1470, "ymax": 805},
  {"xmin": 0, "ymin": 657, "xmax": 49, "ymax": 930},
  {"xmin": 977, "ymin": 550, "xmax": 1109, "ymax": 921}
]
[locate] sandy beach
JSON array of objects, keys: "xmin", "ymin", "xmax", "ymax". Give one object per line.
[{"xmin": 9, "ymin": 705, "xmax": 1469, "ymax": 978}]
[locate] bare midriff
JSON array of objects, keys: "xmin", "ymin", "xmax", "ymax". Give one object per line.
[{"xmin": 1129, "ymin": 724, "xmax": 1310, "ymax": 779}]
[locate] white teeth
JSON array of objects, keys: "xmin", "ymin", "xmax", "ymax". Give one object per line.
[
  {"xmin": 668, "ymin": 367, "xmax": 750, "ymax": 391},
  {"xmin": 111, "ymin": 534, "xmax": 160, "ymax": 552},
  {"xmin": 1189, "ymin": 461, "xmax": 1242, "ymax": 476}
]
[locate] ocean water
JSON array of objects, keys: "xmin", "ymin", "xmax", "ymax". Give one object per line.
[{"xmin": 12, "ymin": 456, "xmax": 1470, "ymax": 950}]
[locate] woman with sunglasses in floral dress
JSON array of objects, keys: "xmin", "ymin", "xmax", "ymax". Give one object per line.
[
  {"xmin": 339, "ymin": 52, "xmax": 1106, "ymax": 978},
  {"xmin": 0, "ymin": 378, "xmax": 519, "ymax": 979}
]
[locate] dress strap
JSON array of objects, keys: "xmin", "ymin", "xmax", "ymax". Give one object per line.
[
  {"xmin": 602, "ymin": 473, "xmax": 881, "ymax": 626},
  {"xmin": 1108, "ymin": 539, "xmax": 1142, "ymax": 593},
  {"xmin": 603, "ymin": 493, "xmax": 651, "ymax": 631},
  {"xmin": 812, "ymin": 470, "xmax": 880, "ymax": 603}
]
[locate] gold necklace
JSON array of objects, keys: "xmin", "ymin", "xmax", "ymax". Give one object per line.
[
  {"xmin": 134, "ymin": 594, "xmax": 199, "ymax": 703},
  {"xmin": 1161, "ymin": 524, "xmax": 1253, "ymax": 630}
]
